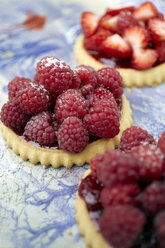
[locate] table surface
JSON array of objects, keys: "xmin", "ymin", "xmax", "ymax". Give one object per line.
[{"xmin": 0, "ymin": 0, "xmax": 165, "ymax": 247}]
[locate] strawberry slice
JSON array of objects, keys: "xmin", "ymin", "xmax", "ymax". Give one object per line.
[
  {"xmin": 99, "ymin": 14, "xmax": 118, "ymax": 32},
  {"xmin": 156, "ymin": 41, "xmax": 165, "ymax": 62},
  {"xmin": 133, "ymin": 1, "xmax": 158, "ymax": 21},
  {"xmin": 102, "ymin": 34, "xmax": 132, "ymax": 58},
  {"xmin": 84, "ymin": 29, "xmax": 112, "ymax": 51},
  {"xmin": 117, "ymin": 11, "xmax": 139, "ymax": 35},
  {"xmin": 132, "ymin": 48, "xmax": 158, "ymax": 70},
  {"xmin": 81, "ymin": 11, "xmax": 99, "ymax": 38},
  {"xmin": 124, "ymin": 26, "xmax": 150, "ymax": 50},
  {"xmin": 148, "ymin": 18, "xmax": 165, "ymax": 43},
  {"xmin": 106, "ymin": 6, "xmax": 135, "ymax": 16}
]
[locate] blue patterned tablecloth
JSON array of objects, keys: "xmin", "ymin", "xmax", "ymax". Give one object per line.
[{"xmin": 0, "ymin": 0, "xmax": 165, "ymax": 247}]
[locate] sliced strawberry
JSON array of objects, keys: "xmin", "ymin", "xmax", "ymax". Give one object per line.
[
  {"xmin": 133, "ymin": 1, "xmax": 158, "ymax": 21},
  {"xmin": 84, "ymin": 29, "xmax": 112, "ymax": 51},
  {"xmin": 81, "ymin": 11, "xmax": 99, "ymax": 38},
  {"xmin": 106, "ymin": 6, "xmax": 135, "ymax": 16},
  {"xmin": 102, "ymin": 34, "xmax": 132, "ymax": 58},
  {"xmin": 156, "ymin": 40, "xmax": 165, "ymax": 62},
  {"xmin": 100, "ymin": 15, "xmax": 118, "ymax": 32},
  {"xmin": 124, "ymin": 26, "xmax": 150, "ymax": 50},
  {"xmin": 148, "ymin": 18, "xmax": 165, "ymax": 43},
  {"xmin": 132, "ymin": 48, "xmax": 158, "ymax": 70},
  {"xmin": 117, "ymin": 11, "xmax": 139, "ymax": 35}
]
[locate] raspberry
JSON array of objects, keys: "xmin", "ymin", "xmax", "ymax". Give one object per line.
[
  {"xmin": 90, "ymin": 153, "xmax": 104, "ymax": 177},
  {"xmin": 75, "ymin": 65, "xmax": 97, "ymax": 90},
  {"xmin": 69, "ymin": 71, "xmax": 81, "ymax": 89},
  {"xmin": 88, "ymin": 87, "xmax": 116, "ymax": 107},
  {"xmin": 119, "ymin": 126, "xmax": 156, "ymax": 152},
  {"xmin": 18, "ymin": 83, "xmax": 51, "ymax": 115},
  {"xmin": 117, "ymin": 11, "xmax": 139, "ymax": 35},
  {"xmin": 1, "ymin": 99, "xmax": 30, "ymax": 130},
  {"xmin": 99, "ymin": 205, "xmax": 146, "ymax": 248},
  {"xmin": 78, "ymin": 174, "xmax": 103, "ymax": 211},
  {"xmin": 131, "ymin": 145, "xmax": 164, "ymax": 182},
  {"xmin": 80, "ymin": 84, "xmax": 94, "ymax": 98},
  {"xmin": 24, "ymin": 111, "xmax": 58, "ymax": 145},
  {"xmin": 8, "ymin": 76, "xmax": 31, "ymax": 100},
  {"xmin": 35, "ymin": 56, "xmax": 73, "ymax": 95},
  {"xmin": 154, "ymin": 211, "xmax": 165, "ymax": 248},
  {"xmin": 158, "ymin": 131, "xmax": 165, "ymax": 154},
  {"xmin": 96, "ymin": 67, "xmax": 123, "ymax": 98},
  {"xmin": 141, "ymin": 181, "xmax": 165, "ymax": 215},
  {"xmin": 55, "ymin": 89, "xmax": 88, "ymax": 123},
  {"xmin": 100, "ymin": 183, "xmax": 140, "ymax": 207},
  {"xmin": 83, "ymin": 99, "xmax": 120, "ymax": 138},
  {"xmin": 57, "ymin": 117, "xmax": 89, "ymax": 153},
  {"xmin": 96, "ymin": 150, "xmax": 141, "ymax": 186}
]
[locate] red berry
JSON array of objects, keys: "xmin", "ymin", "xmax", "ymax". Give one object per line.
[
  {"xmin": 133, "ymin": 1, "xmax": 158, "ymax": 21},
  {"xmin": 55, "ymin": 89, "xmax": 88, "ymax": 123},
  {"xmin": 158, "ymin": 131, "xmax": 165, "ymax": 154},
  {"xmin": 141, "ymin": 181, "xmax": 165, "ymax": 215},
  {"xmin": 1, "ymin": 99, "xmax": 30, "ymax": 130},
  {"xmin": 18, "ymin": 83, "xmax": 51, "ymax": 115},
  {"xmin": 35, "ymin": 56, "xmax": 73, "ymax": 95},
  {"xmin": 81, "ymin": 11, "xmax": 99, "ymax": 38},
  {"xmin": 154, "ymin": 211, "xmax": 165, "ymax": 248},
  {"xmin": 57, "ymin": 117, "xmax": 89, "ymax": 153},
  {"xmin": 69, "ymin": 71, "xmax": 81, "ymax": 89},
  {"xmin": 106, "ymin": 6, "xmax": 135, "ymax": 16},
  {"xmin": 96, "ymin": 67, "xmax": 123, "ymax": 98},
  {"xmin": 78, "ymin": 174, "xmax": 103, "ymax": 211},
  {"xmin": 75, "ymin": 65, "xmax": 97, "ymax": 90},
  {"xmin": 84, "ymin": 99, "xmax": 120, "ymax": 138},
  {"xmin": 100, "ymin": 183, "xmax": 140, "ymax": 207},
  {"xmin": 8, "ymin": 76, "xmax": 31, "ymax": 100},
  {"xmin": 96, "ymin": 150, "xmax": 141, "ymax": 186},
  {"xmin": 119, "ymin": 126, "xmax": 156, "ymax": 152},
  {"xmin": 80, "ymin": 84, "xmax": 94, "ymax": 98},
  {"xmin": 99, "ymin": 205, "xmax": 146, "ymax": 248},
  {"xmin": 148, "ymin": 18, "xmax": 165, "ymax": 43},
  {"xmin": 156, "ymin": 41, "xmax": 165, "ymax": 63},
  {"xmin": 99, "ymin": 15, "xmax": 118, "ymax": 32},
  {"xmin": 24, "ymin": 111, "xmax": 58, "ymax": 145},
  {"xmin": 88, "ymin": 87, "xmax": 116, "ymax": 107},
  {"xmin": 117, "ymin": 11, "xmax": 138, "ymax": 35},
  {"xmin": 90, "ymin": 153, "xmax": 104, "ymax": 177},
  {"xmin": 131, "ymin": 145, "xmax": 164, "ymax": 182}
]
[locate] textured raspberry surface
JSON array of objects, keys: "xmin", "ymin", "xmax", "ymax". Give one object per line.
[
  {"xmin": 131, "ymin": 145, "xmax": 164, "ymax": 182},
  {"xmin": 55, "ymin": 89, "xmax": 88, "ymax": 123},
  {"xmin": 24, "ymin": 111, "xmax": 58, "ymax": 145},
  {"xmin": 96, "ymin": 67, "xmax": 123, "ymax": 98},
  {"xmin": 36, "ymin": 56, "xmax": 73, "ymax": 95},
  {"xmin": 99, "ymin": 205, "xmax": 146, "ymax": 248},
  {"xmin": 141, "ymin": 181, "xmax": 165, "ymax": 215},
  {"xmin": 57, "ymin": 117, "xmax": 89, "ymax": 153},
  {"xmin": 158, "ymin": 131, "xmax": 165, "ymax": 154},
  {"xmin": 90, "ymin": 153, "xmax": 104, "ymax": 177},
  {"xmin": 83, "ymin": 99, "xmax": 120, "ymax": 138},
  {"xmin": 119, "ymin": 126, "xmax": 156, "ymax": 152},
  {"xmin": 80, "ymin": 84, "xmax": 94, "ymax": 98},
  {"xmin": 69, "ymin": 71, "xmax": 81, "ymax": 89},
  {"xmin": 1, "ymin": 99, "xmax": 30, "ymax": 130},
  {"xmin": 96, "ymin": 150, "xmax": 141, "ymax": 186},
  {"xmin": 78, "ymin": 174, "xmax": 103, "ymax": 211},
  {"xmin": 8, "ymin": 76, "xmax": 31, "ymax": 100},
  {"xmin": 154, "ymin": 211, "xmax": 165, "ymax": 248},
  {"xmin": 75, "ymin": 65, "xmax": 97, "ymax": 90},
  {"xmin": 18, "ymin": 83, "xmax": 51, "ymax": 115},
  {"xmin": 88, "ymin": 86, "xmax": 116, "ymax": 107}
]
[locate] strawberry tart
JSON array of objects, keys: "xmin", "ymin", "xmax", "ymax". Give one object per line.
[
  {"xmin": 74, "ymin": 1, "xmax": 165, "ymax": 87},
  {"xmin": 0, "ymin": 56, "xmax": 132, "ymax": 168},
  {"xmin": 75, "ymin": 126, "xmax": 165, "ymax": 248}
]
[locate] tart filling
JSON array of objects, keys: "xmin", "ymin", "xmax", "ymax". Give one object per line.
[{"xmin": 75, "ymin": 1, "xmax": 165, "ymax": 87}]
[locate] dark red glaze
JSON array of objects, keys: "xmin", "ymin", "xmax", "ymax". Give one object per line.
[{"xmin": 21, "ymin": 13, "xmax": 46, "ymax": 30}]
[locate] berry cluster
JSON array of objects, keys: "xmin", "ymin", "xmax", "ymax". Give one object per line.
[
  {"xmin": 81, "ymin": 1, "xmax": 165, "ymax": 70},
  {"xmin": 79, "ymin": 126, "xmax": 165, "ymax": 248},
  {"xmin": 0, "ymin": 56, "xmax": 123, "ymax": 153}
]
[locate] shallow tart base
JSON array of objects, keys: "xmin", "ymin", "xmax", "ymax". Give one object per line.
[
  {"xmin": 0, "ymin": 95, "xmax": 132, "ymax": 168},
  {"xmin": 75, "ymin": 169, "xmax": 111, "ymax": 248},
  {"xmin": 74, "ymin": 35, "xmax": 165, "ymax": 88}
]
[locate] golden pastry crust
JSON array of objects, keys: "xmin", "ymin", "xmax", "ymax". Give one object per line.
[
  {"xmin": 75, "ymin": 169, "xmax": 111, "ymax": 248},
  {"xmin": 74, "ymin": 35, "xmax": 165, "ymax": 88},
  {"xmin": 0, "ymin": 95, "xmax": 132, "ymax": 168}
]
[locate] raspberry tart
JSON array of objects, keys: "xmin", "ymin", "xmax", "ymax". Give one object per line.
[
  {"xmin": 74, "ymin": 1, "xmax": 165, "ymax": 87},
  {"xmin": 0, "ymin": 56, "xmax": 132, "ymax": 168},
  {"xmin": 75, "ymin": 126, "xmax": 165, "ymax": 248}
]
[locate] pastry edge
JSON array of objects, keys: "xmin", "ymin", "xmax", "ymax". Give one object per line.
[
  {"xmin": 0, "ymin": 95, "xmax": 132, "ymax": 169},
  {"xmin": 74, "ymin": 35, "xmax": 165, "ymax": 88},
  {"xmin": 75, "ymin": 169, "xmax": 112, "ymax": 248}
]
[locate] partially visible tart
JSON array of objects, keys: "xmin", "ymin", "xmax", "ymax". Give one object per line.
[
  {"xmin": 0, "ymin": 57, "xmax": 132, "ymax": 168},
  {"xmin": 74, "ymin": 1, "xmax": 165, "ymax": 87}
]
